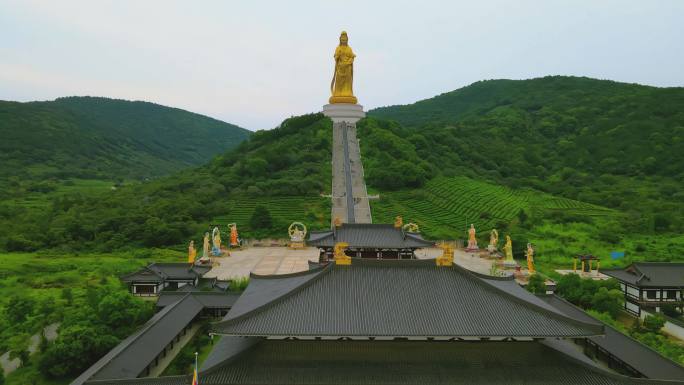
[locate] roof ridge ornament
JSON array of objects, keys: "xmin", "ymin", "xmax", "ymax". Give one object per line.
[
  {"xmin": 334, "ymin": 242, "xmax": 352, "ymax": 265},
  {"xmin": 436, "ymin": 242, "xmax": 454, "ymax": 267}
]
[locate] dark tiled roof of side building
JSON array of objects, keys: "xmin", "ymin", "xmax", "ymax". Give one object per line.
[
  {"xmin": 541, "ymin": 294, "xmax": 684, "ymax": 381},
  {"xmin": 86, "ymin": 339, "xmax": 682, "ymax": 385},
  {"xmin": 71, "ymin": 294, "xmax": 204, "ymax": 385},
  {"xmin": 603, "ymin": 262, "xmax": 684, "ymax": 288},
  {"xmin": 121, "ymin": 263, "xmax": 211, "ymax": 283},
  {"xmin": 212, "ymin": 259, "xmax": 604, "ymax": 338},
  {"xmin": 308, "ymin": 223, "xmax": 434, "ymax": 248}
]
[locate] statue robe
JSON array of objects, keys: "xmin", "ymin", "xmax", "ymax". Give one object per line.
[{"xmin": 332, "ymin": 45, "xmax": 355, "ymax": 97}]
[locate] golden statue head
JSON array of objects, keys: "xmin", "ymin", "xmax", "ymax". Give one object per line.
[{"xmin": 339, "ymin": 31, "xmax": 348, "ymax": 45}]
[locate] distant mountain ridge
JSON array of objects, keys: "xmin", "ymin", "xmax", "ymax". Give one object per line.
[{"xmin": 0, "ymin": 96, "xmax": 251, "ymax": 180}]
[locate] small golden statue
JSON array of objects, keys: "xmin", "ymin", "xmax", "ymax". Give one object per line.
[
  {"xmin": 187, "ymin": 240, "xmax": 197, "ymax": 264},
  {"xmin": 329, "ymin": 31, "xmax": 358, "ymax": 104},
  {"xmin": 465, "ymin": 224, "xmax": 479, "ymax": 251},
  {"xmin": 202, "ymin": 232, "xmax": 210, "ymax": 259},
  {"xmin": 394, "ymin": 215, "xmax": 403, "ymax": 229},
  {"xmin": 488, "ymin": 229, "xmax": 499, "ymax": 252},
  {"xmin": 503, "ymin": 235, "xmax": 515, "ymax": 266},
  {"xmin": 526, "ymin": 242, "xmax": 536, "ymax": 274}
]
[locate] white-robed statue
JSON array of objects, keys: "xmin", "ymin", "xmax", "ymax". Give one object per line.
[{"xmin": 211, "ymin": 227, "xmax": 222, "ymax": 256}]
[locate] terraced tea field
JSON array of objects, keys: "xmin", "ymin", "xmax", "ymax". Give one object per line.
[
  {"xmin": 207, "ymin": 177, "xmax": 614, "ymax": 241},
  {"xmin": 371, "ymin": 177, "xmax": 615, "ymax": 239}
]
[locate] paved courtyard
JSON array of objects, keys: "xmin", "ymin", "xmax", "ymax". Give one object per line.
[
  {"xmin": 204, "ymin": 246, "xmax": 496, "ymax": 280},
  {"xmin": 204, "ymin": 247, "xmax": 320, "ymax": 280}
]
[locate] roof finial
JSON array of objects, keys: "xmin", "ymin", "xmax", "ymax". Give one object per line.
[
  {"xmin": 436, "ymin": 242, "xmax": 454, "ymax": 267},
  {"xmin": 334, "ymin": 242, "xmax": 351, "ymax": 265}
]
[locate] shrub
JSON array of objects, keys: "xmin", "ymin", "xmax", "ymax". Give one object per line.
[
  {"xmin": 250, "ymin": 205, "xmax": 273, "ymax": 231},
  {"xmin": 526, "ymin": 273, "xmax": 546, "ymax": 294},
  {"xmin": 642, "ymin": 314, "xmax": 666, "ymax": 334},
  {"xmin": 590, "ymin": 287, "xmax": 623, "ymax": 318},
  {"xmin": 229, "ymin": 276, "xmax": 250, "ymax": 292}
]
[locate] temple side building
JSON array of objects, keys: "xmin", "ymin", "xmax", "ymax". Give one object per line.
[
  {"xmin": 308, "ymin": 223, "xmax": 433, "ymax": 260},
  {"xmin": 120, "ymin": 263, "xmax": 212, "ymax": 296},
  {"xmin": 603, "ymin": 262, "xmax": 684, "ymax": 317}
]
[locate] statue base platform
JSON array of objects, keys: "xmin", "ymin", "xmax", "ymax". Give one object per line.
[
  {"xmin": 503, "ymin": 260, "xmax": 517, "ymax": 268},
  {"xmin": 329, "ymin": 95, "xmax": 358, "ymax": 104},
  {"xmin": 465, "ymin": 247, "xmax": 479, "ymax": 253},
  {"xmin": 289, "ymin": 241, "xmax": 305, "ymax": 249},
  {"xmin": 323, "ymin": 103, "xmax": 365, "ymax": 123}
]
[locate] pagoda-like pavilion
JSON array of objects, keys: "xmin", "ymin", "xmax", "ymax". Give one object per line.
[{"xmin": 308, "ymin": 223, "xmax": 434, "ymax": 260}]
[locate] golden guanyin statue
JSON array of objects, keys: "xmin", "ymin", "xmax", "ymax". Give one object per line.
[{"xmin": 329, "ymin": 31, "xmax": 358, "ymax": 104}]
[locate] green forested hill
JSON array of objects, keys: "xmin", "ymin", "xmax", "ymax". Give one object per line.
[
  {"xmin": 1, "ymin": 77, "xmax": 683, "ymax": 264},
  {"xmin": 370, "ymin": 76, "xmax": 684, "ymax": 181},
  {"xmin": 368, "ymin": 76, "xmax": 684, "ymax": 232},
  {"xmin": 0, "ymin": 97, "xmax": 251, "ymax": 180}
]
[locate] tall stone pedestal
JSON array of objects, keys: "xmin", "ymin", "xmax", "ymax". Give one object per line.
[
  {"xmin": 323, "ymin": 104, "xmax": 371, "ymax": 225},
  {"xmin": 323, "ymin": 103, "xmax": 366, "ymax": 123}
]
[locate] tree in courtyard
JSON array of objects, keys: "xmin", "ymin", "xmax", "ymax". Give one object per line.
[
  {"xmin": 590, "ymin": 287, "xmax": 623, "ymax": 318},
  {"xmin": 556, "ymin": 273, "xmax": 582, "ymax": 304},
  {"xmin": 526, "ymin": 273, "xmax": 546, "ymax": 294},
  {"xmin": 250, "ymin": 205, "xmax": 273, "ymax": 230},
  {"xmin": 642, "ymin": 314, "xmax": 666, "ymax": 334},
  {"xmin": 0, "ymin": 368, "xmax": 5, "ymax": 385}
]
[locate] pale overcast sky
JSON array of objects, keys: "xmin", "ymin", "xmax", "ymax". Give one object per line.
[{"xmin": 1, "ymin": 0, "xmax": 683, "ymax": 130}]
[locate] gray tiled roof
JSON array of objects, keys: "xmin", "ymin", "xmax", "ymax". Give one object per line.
[
  {"xmin": 603, "ymin": 263, "xmax": 684, "ymax": 288},
  {"xmin": 85, "ymin": 376, "xmax": 189, "ymax": 385},
  {"xmin": 72, "ymin": 294, "xmax": 203, "ymax": 384},
  {"xmin": 82, "ymin": 339, "xmax": 678, "ymax": 385},
  {"xmin": 195, "ymin": 339, "xmax": 675, "ymax": 385},
  {"xmin": 212, "ymin": 259, "xmax": 603, "ymax": 338},
  {"xmin": 308, "ymin": 223, "xmax": 434, "ymax": 248},
  {"xmin": 225, "ymin": 266, "xmax": 327, "ymax": 320},
  {"xmin": 542, "ymin": 295, "xmax": 684, "ymax": 381},
  {"xmin": 156, "ymin": 291, "xmax": 242, "ymax": 309},
  {"xmin": 199, "ymin": 336, "xmax": 260, "ymax": 372}
]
